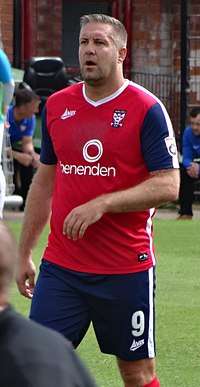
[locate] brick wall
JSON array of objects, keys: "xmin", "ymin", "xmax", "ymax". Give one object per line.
[
  {"xmin": 172, "ymin": 2, "xmax": 181, "ymax": 73},
  {"xmin": 131, "ymin": 0, "xmax": 181, "ymax": 75},
  {"xmin": 35, "ymin": 0, "xmax": 62, "ymax": 57},
  {"xmin": 0, "ymin": 0, "xmax": 62, "ymax": 62},
  {"xmin": 187, "ymin": 5, "xmax": 200, "ymax": 108},
  {"xmin": 171, "ymin": 1, "xmax": 200, "ymax": 109},
  {"xmin": 0, "ymin": 0, "xmax": 13, "ymax": 62}
]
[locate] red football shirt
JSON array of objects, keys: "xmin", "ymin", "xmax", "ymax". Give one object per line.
[{"xmin": 40, "ymin": 80, "xmax": 178, "ymax": 274}]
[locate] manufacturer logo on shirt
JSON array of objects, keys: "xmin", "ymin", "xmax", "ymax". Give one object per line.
[
  {"xmin": 59, "ymin": 139, "xmax": 116, "ymax": 177},
  {"xmin": 138, "ymin": 253, "xmax": 149, "ymax": 262},
  {"xmin": 60, "ymin": 108, "xmax": 76, "ymax": 120},
  {"xmin": 111, "ymin": 109, "xmax": 127, "ymax": 128}
]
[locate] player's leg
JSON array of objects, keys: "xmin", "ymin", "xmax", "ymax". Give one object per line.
[
  {"xmin": 18, "ymin": 163, "xmax": 34, "ymax": 210},
  {"xmin": 89, "ymin": 267, "xmax": 159, "ymax": 387},
  {"xmin": 30, "ymin": 259, "xmax": 91, "ymax": 347},
  {"xmin": 117, "ymin": 358, "xmax": 159, "ymax": 387}
]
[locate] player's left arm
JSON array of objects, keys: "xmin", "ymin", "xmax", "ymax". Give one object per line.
[{"xmin": 63, "ymin": 103, "xmax": 180, "ymax": 240}]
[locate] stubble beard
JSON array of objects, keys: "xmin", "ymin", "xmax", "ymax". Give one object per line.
[{"xmin": 80, "ymin": 66, "xmax": 105, "ymax": 86}]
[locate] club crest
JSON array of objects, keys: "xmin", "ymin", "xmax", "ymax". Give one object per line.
[{"xmin": 111, "ymin": 110, "xmax": 127, "ymax": 128}]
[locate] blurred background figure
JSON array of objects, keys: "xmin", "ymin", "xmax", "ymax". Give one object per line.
[
  {"xmin": 0, "ymin": 47, "xmax": 15, "ymax": 218},
  {"xmin": 178, "ymin": 107, "xmax": 200, "ymax": 219},
  {"xmin": 0, "ymin": 220, "xmax": 97, "ymax": 387},
  {"xmin": 7, "ymin": 85, "xmax": 40, "ymax": 210}
]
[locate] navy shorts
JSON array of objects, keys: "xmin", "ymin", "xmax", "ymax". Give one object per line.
[{"xmin": 30, "ymin": 259, "xmax": 156, "ymax": 361}]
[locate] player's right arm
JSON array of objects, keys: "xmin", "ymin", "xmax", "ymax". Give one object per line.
[
  {"xmin": 17, "ymin": 106, "xmax": 57, "ymax": 298},
  {"xmin": 17, "ymin": 163, "xmax": 56, "ymax": 298}
]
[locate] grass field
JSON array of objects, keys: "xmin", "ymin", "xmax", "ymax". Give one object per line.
[{"xmin": 7, "ymin": 218, "xmax": 200, "ymax": 387}]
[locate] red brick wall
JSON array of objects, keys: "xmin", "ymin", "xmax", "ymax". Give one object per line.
[
  {"xmin": 132, "ymin": 0, "xmax": 176, "ymax": 75},
  {"xmin": 0, "ymin": 0, "xmax": 62, "ymax": 62},
  {"xmin": 172, "ymin": 2, "xmax": 181, "ymax": 73},
  {"xmin": 187, "ymin": 3, "xmax": 200, "ymax": 108},
  {"xmin": 171, "ymin": 1, "xmax": 200, "ymax": 109},
  {"xmin": 0, "ymin": 0, "xmax": 13, "ymax": 62},
  {"xmin": 34, "ymin": 0, "xmax": 62, "ymax": 57}
]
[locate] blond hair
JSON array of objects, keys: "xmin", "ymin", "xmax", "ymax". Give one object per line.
[{"xmin": 80, "ymin": 14, "xmax": 127, "ymax": 48}]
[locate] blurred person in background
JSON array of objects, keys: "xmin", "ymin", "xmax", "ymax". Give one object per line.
[
  {"xmin": 7, "ymin": 86, "xmax": 40, "ymax": 210},
  {"xmin": 0, "ymin": 47, "xmax": 15, "ymax": 217},
  {"xmin": 178, "ymin": 107, "xmax": 200, "ymax": 219},
  {"xmin": 0, "ymin": 220, "xmax": 97, "ymax": 387}
]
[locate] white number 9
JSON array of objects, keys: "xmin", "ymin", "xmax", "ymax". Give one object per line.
[{"xmin": 131, "ymin": 311, "xmax": 145, "ymax": 337}]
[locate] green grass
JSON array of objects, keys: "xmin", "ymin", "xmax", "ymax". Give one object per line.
[{"xmin": 7, "ymin": 218, "xmax": 200, "ymax": 387}]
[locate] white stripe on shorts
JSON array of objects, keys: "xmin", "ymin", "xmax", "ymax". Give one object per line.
[{"xmin": 148, "ymin": 267, "xmax": 155, "ymax": 358}]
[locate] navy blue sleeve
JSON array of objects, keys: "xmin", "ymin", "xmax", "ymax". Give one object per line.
[
  {"xmin": 40, "ymin": 107, "xmax": 57, "ymax": 164},
  {"xmin": 141, "ymin": 103, "xmax": 179, "ymax": 171}
]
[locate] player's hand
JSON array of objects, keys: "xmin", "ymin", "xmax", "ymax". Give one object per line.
[
  {"xmin": 31, "ymin": 152, "xmax": 40, "ymax": 168},
  {"xmin": 186, "ymin": 162, "xmax": 199, "ymax": 179},
  {"xmin": 16, "ymin": 258, "xmax": 36, "ymax": 299},
  {"xmin": 63, "ymin": 197, "xmax": 106, "ymax": 240},
  {"xmin": 13, "ymin": 151, "xmax": 33, "ymax": 167}
]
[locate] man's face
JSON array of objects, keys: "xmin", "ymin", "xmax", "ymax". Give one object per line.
[
  {"xmin": 79, "ymin": 22, "xmax": 121, "ymax": 85},
  {"xmin": 18, "ymin": 100, "xmax": 40, "ymax": 118},
  {"xmin": 191, "ymin": 113, "xmax": 200, "ymax": 136}
]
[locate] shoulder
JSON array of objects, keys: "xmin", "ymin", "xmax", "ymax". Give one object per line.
[
  {"xmin": 127, "ymin": 81, "xmax": 160, "ymax": 108},
  {"xmin": 183, "ymin": 126, "xmax": 192, "ymax": 138},
  {"xmin": 125, "ymin": 81, "xmax": 170, "ymax": 125},
  {"xmin": 7, "ymin": 105, "xmax": 14, "ymax": 115},
  {"xmin": 47, "ymin": 82, "xmax": 83, "ymax": 107},
  {"xmin": 28, "ymin": 114, "xmax": 36, "ymax": 124},
  {"xmin": 1, "ymin": 309, "xmax": 96, "ymax": 387}
]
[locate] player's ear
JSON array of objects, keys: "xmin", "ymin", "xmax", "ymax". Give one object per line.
[{"xmin": 118, "ymin": 47, "xmax": 127, "ymax": 63}]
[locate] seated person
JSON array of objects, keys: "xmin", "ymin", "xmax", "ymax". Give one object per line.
[
  {"xmin": 7, "ymin": 86, "xmax": 40, "ymax": 210},
  {"xmin": 178, "ymin": 107, "xmax": 200, "ymax": 219}
]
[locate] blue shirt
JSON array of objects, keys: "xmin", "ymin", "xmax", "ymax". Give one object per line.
[
  {"xmin": 7, "ymin": 105, "xmax": 36, "ymax": 144},
  {"xmin": 182, "ymin": 126, "xmax": 200, "ymax": 168}
]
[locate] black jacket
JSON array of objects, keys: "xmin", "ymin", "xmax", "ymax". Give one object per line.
[{"xmin": 0, "ymin": 306, "xmax": 97, "ymax": 387}]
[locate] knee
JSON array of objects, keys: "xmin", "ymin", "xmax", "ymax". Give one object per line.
[{"xmin": 117, "ymin": 357, "xmax": 155, "ymax": 386}]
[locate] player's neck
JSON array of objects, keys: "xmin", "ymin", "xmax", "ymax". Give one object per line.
[
  {"xmin": 13, "ymin": 107, "xmax": 25, "ymax": 122},
  {"xmin": 84, "ymin": 75, "xmax": 126, "ymax": 101}
]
